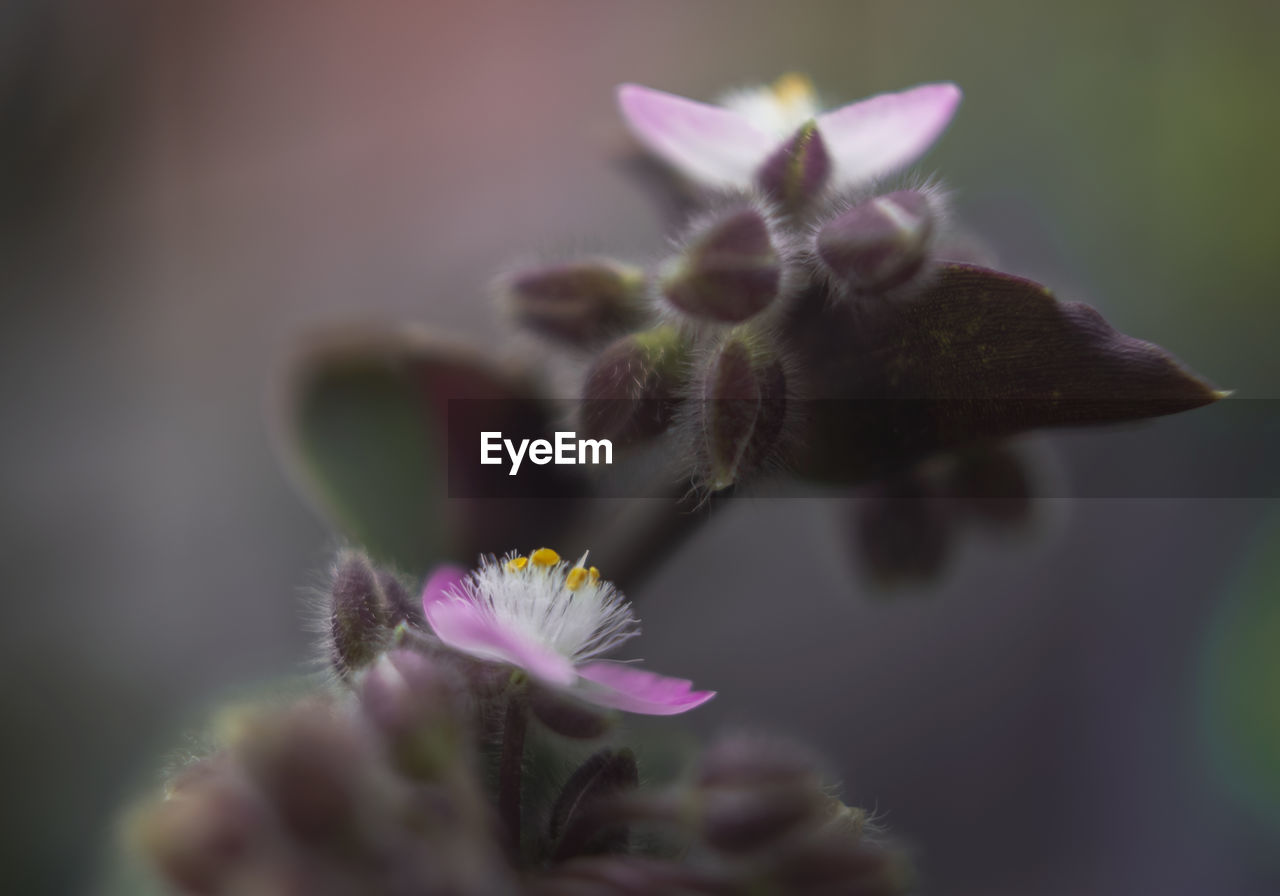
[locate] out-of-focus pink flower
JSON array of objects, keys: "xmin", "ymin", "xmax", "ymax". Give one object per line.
[
  {"xmin": 422, "ymin": 549, "xmax": 714, "ymax": 715},
  {"xmin": 618, "ymin": 74, "xmax": 960, "ymax": 192}
]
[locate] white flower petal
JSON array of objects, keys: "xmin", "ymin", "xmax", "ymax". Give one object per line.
[
  {"xmin": 617, "ymin": 83, "xmax": 774, "ymax": 188},
  {"xmin": 818, "ymin": 82, "xmax": 962, "ymax": 189}
]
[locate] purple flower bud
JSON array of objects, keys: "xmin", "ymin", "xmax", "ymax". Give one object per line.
[
  {"xmin": 580, "ymin": 325, "xmax": 689, "ymax": 447},
  {"xmin": 550, "ymin": 748, "xmax": 639, "ymax": 860},
  {"xmin": 700, "ymin": 784, "xmax": 820, "ymax": 854},
  {"xmin": 943, "ymin": 444, "xmax": 1034, "ymax": 528},
  {"xmin": 698, "ymin": 734, "xmax": 819, "ymax": 790},
  {"xmin": 695, "ymin": 734, "xmax": 826, "ymax": 855},
  {"xmin": 756, "ymin": 120, "xmax": 832, "ymax": 212},
  {"xmin": 236, "ymin": 700, "xmax": 368, "ymax": 847},
  {"xmin": 329, "ymin": 551, "xmax": 396, "ymax": 677},
  {"xmin": 360, "ymin": 649, "xmax": 465, "ymax": 780},
  {"xmin": 852, "ymin": 478, "xmax": 953, "ymax": 586},
  {"xmin": 378, "ymin": 568, "xmax": 424, "ymax": 628},
  {"xmin": 816, "ymin": 189, "xmax": 936, "ymax": 293},
  {"xmin": 132, "ymin": 770, "xmax": 266, "ymax": 895},
  {"xmin": 660, "ymin": 205, "xmax": 784, "ymax": 322},
  {"xmin": 769, "ymin": 833, "xmax": 912, "ymax": 894},
  {"xmin": 535, "ymin": 856, "xmax": 725, "ymax": 896},
  {"xmin": 696, "ymin": 329, "xmax": 790, "ymax": 491},
  {"xmin": 500, "ymin": 259, "xmax": 647, "ymax": 347}
]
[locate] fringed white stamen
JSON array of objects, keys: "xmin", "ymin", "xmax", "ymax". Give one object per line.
[
  {"xmin": 451, "ymin": 549, "xmax": 639, "ymax": 662},
  {"xmin": 721, "ymin": 73, "xmax": 820, "ymax": 140}
]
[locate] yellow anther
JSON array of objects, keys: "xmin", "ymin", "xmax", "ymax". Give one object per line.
[
  {"xmin": 771, "ymin": 73, "xmax": 815, "ymax": 108},
  {"xmin": 588, "ymin": 566, "xmax": 600, "ymax": 584},
  {"xmin": 566, "ymin": 567, "xmax": 589, "ymax": 591},
  {"xmin": 505, "ymin": 556, "xmax": 528, "ymax": 572},
  {"xmin": 530, "ymin": 547, "xmax": 560, "ymax": 568}
]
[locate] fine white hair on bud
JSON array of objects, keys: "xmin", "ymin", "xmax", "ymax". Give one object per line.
[
  {"xmin": 809, "ymin": 179, "xmax": 952, "ymax": 300},
  {"xmin": 653, "ymin": 191, "xmax": 804, "ymax": 328},
  {"xmin": 671, "ymin": 323, "xmax": 808, "ymax": 498},
  {"xmin": 494, "ymin": 256, "xmax": 650, "ymax": 349}
]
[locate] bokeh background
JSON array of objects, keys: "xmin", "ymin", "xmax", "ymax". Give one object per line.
[{"xmin": 4, "ymin": 1, "xmax": 1278, "ymax": 893}]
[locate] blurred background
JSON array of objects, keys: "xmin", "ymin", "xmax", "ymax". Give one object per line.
[{"xmin": 3, "ymin": 1, "xmax": 1278, "ymax": 893}]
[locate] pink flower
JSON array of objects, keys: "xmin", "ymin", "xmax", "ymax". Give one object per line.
[
  {"xmin": 422, "ymin": 549, "xmax": 714, "ymax": 716},
  {"xmin": 618, "ymin": 73, "xmax": 961, "ymax": 193}
]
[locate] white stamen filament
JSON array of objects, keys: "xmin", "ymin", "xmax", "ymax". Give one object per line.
[{"xmin": 461, "ymin": 550, "xmax": 639, "ymax": 662}]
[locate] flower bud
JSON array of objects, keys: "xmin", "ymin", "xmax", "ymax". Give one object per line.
[
  {"xmin": 500, "ymin": 259, "xmax": 647, "ymax": 347},
  {"xmin": 235, "ymin": 700, "xmax": 367, "ymax": 847},
  {"xmin": 817, "ymin": 189, "xmax": 936, "ymax": 292},
  {"xmin": 660, "ymin": 205, "xmax": 783, "ymax": 322},
  {"xmin": 700, "ymin": 784, "xmax": 819, "ymax": 854},
  {"xmin": 698, "ymin": 734, "xmax": 818, "ymax": 790},
  {"xmin": 580, "ymin": 325, "xmax": 689, "ymax": 447},
  {"xmin": 132, "ymin": 770, "xmax": 266, "ymax": 895},
  {"xmin": 756, "ymin": 120, "xmax": 831, "ymax": 212},
  {"xmin": 329, "ymin": 551, "xmax": 396, "ymax": 677},
  {"xmin": 535, "ymin": 856, "xmax": 724, "ymax": 896},
  {"xmin": 550, "ymin": 748, "xmax": 640, "ymax": 860},
  {"xmin": 769, "ymin": 833, "xmax": 912, "ymax": 894},
  {"xmin": 360, "ymin": 649, "xmax": 465, "ymax": 780},
  {"xmin": 528, "ymin": 682, "xmax": 614, "ymax": 739},
  {"xmin": 944, "ymin": 444, "xmax": 1033, "ymax": 528},
  {"xmin": 378, "ymin": 569, "xmax": 424, "ymax": 628},
  {"xmin": 852, "ymin": 478, "xmax": 952, "ymax": 586},
  {"xmin": 696, "ymin": 329, "xmax": 790, "ymax": 491},
  {"xmin": 695, "ymin": 735, "xmax": 825, "ymax": 855}
]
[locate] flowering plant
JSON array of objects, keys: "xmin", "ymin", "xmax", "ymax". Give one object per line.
[{"xmin": 126, "ymin": 75, "xmax": 1218, "ymax": 894}]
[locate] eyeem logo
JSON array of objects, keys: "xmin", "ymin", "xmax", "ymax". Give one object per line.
[{"xmin": 481, "ymin": 431, "xmax": 613, "ymax": 476}]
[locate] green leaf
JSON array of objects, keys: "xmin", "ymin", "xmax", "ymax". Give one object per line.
[
  {"xmin": 273, "ymin": 326, "xmax": 586, "ymax": 577},
  {"xmin": 784, "ymin": 263, "xmax": 1223, "ymax": 484}
]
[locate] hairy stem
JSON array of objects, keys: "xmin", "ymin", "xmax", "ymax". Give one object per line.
[{"xmin": 498, "ymin": 682, "xmax": 529, "ymax": 851}]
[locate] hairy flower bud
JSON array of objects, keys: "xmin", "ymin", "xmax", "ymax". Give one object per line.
[
  {"xmin": 500, "ymin": 259, "xmax": 647, "ymax": 347},
  {"xmin": 698, "ymin": 734, "xmax": 819, "ymax": 790},
  {"xmin": 379, "ymin": 569, "xmax": 423, "ymax": 628},
  {"xmin": 695, "ymin": 328, "xmax": 790, "ymax": 491},
  {"xmin": 817, "ymin": 189, "xmax": 936, "ymax": 292},
  {"xmin": 328, "ymin": 551, "xmax": 400, "ymax": 677},
  {"xmin": 132, "ymin": 768, "xmax": 267, "ymax": 895},
  {"xmin": 550, "ymin": 748, "xmax": 640, "ymax": 860},
  {"xmin": 660, "ymin": 205, "xmax": 784, "ymax": 322},
  {"xmin": 580, "ymin": 325, "xmax": 689, "ymax": 447},
  {"xmin": 756, "ymin": 120, "xmax": 832, "ymax": 213},
  {"xmin": 701, "ymin": 784, "xmax": 819, "ymax": 854},
  {"xmin": 696, "ymin": 735, "xmax": 825, "ymax": 855},
  {"xmin": 360, "ymin": 649, "xmax": 465, "ymax": 780},
  {"xmin": 235, "ymin": 700, "xmax": 368, "ymax": 847}
]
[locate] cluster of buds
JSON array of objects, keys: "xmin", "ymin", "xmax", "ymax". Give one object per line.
[
  {"xmin": 500, "ymin": 75, "xmax": 959, "ymax": 495},
  {"xmin": 278, "ymin": 75, "xmax": 1216, "ymax": 591},
  {"xmin": 131, "ymin": 551, "xmax": 905, "ymax": 895}
]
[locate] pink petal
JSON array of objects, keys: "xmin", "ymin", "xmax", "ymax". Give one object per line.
[
  {"xmin": 617, "ymin": 84, "xmax": 774, "ymax": 188},
  {"xmin": 421, "ymin": 564, "xmax": 467, "ymax": 615},
  {"xmin": 576, "ymin": 661, "xmax": 716, "ymax": 716},
  {"xmin": 817, "ymin": 83, "xmax": 961, "ymax": 189},
  {"xmin": 425, "ymin": 598, "xmax": 576, "ymax": 686}
]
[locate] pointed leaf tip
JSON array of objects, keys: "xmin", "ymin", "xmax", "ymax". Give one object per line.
[{"xmin": 786, "ymin": 263, "xmax": 1221, "ymax": 484}]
